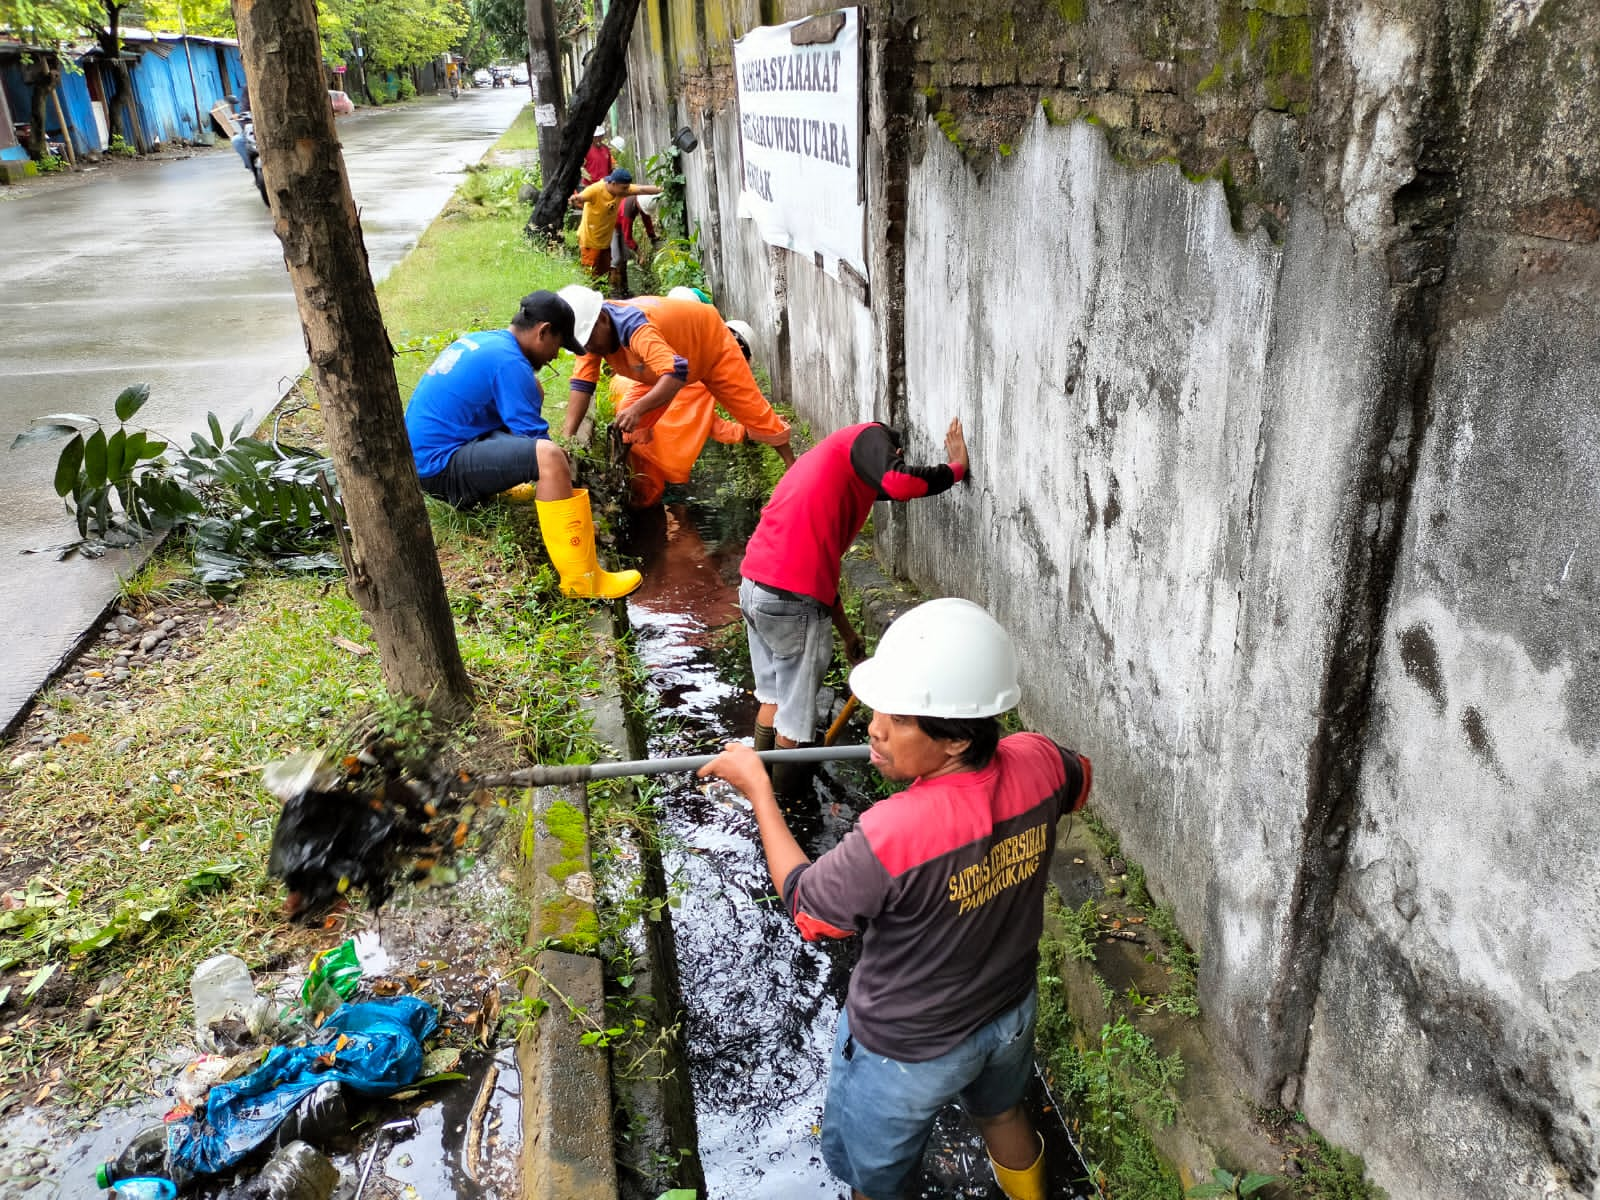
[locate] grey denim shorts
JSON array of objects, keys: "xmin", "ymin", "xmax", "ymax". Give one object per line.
[{"xmin": 739, "ymin": 576, "xmax": 834, "ymax": 743}]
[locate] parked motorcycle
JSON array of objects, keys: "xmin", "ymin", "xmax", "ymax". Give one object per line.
[{"xmin": 226, "ymin": 97, "xmax": 267, "ymax": 207}]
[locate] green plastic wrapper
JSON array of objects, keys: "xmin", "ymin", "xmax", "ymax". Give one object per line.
[{"xmin": 300, "ymin": 939, "xmax": 363, "ymax": 1011}]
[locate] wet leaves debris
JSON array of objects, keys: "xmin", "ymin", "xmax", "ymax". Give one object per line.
[{"xmin": 264, "ymin": 727, "xmax": 481, "ymax": 920}]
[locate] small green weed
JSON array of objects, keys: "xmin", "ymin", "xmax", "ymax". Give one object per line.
[{"xmin": 1188, "ymin": 1167, "xmax": 1277, "ymax": 1198}]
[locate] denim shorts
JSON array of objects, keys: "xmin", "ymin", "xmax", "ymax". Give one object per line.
[
  {"xmin": 739, "ymin": 576, "xmax": 834, "ymax": 743},
  {"xmin": 419, "ymin": 431, "xmax": 543, "ymax": 508},
  {"xmin": 821, "ymin": 988, "xmax": 1038, "ymax": 1199}
]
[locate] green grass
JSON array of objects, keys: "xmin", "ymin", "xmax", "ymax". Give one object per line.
[{"xmin": 493, "ymin": 103, "xmax": 542, "ymax": 152}]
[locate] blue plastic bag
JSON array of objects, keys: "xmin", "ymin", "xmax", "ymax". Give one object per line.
[{"xmin": 166, "ymin": 996, "xmax": 438, "ymax": 1181}]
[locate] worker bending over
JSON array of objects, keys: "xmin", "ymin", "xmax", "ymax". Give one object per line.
[
  {"xmin": 403, "ymin": 290, "xmax": 640, "ymax": 600},
  {"xmin": 738, "ymin": 418, "xmax": 967, "ymax": 794},
  {"xmin": 557, "ymin": 286, "xmax": 796, "ymax": 469},
  {"xmin": 699, "ymin": 599, "xmax": 1091, "ymax": 1200},
  {"xmin": 611, "ymin": 288, "xmax": 772, "ymax": 507}
]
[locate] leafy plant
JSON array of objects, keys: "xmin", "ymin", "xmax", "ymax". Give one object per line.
[
  {"xmin": 643, "ymin": 147, "xmax": 687, "ymax": 234},
  {"xmin": 36, "ymin": 153, "xmax": 66, "ymax": 173},
  {"xmin": 13, "ymin": 383, "xmax": 343, "ymax": 590},
  {"xmin": 108, "ymin": 133, "xmax": 136, "ymax": 157},
  {"xmin": 1188, "ymin": 1168, "xmax": 1278, "ymax": 1198},
  {"xmin": 649, "ymin": 228, "xmax": 707, "ymax": 293},
  {"xmin": 397, "ymin": 75, "xmax": 417, "ymax": 100}
]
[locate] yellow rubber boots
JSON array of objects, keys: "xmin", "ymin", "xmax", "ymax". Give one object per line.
[
  {"xmin": 535, "ymin": 489, "xmax": 641, "ymax": 599},
  {"xmin": 990, "ymin": 1138, "xmax": 1046, "ymax": 1200}
]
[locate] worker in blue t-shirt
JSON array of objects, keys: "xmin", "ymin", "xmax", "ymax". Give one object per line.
[{"xmin": 404, "ymin": 291, "xmax": 640, "ymax": 599}]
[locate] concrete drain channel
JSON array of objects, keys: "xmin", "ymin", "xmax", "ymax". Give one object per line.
[{"xmin": 514, "ymin": 495, "xmax": 1099, "ymax": 1199}]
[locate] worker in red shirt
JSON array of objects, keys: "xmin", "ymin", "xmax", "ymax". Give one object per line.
[
  {"xmin": 581, "ymin": 126, "xmax": 614, "ymax": 186},
  {"xmin": 698, "ymin": 599, "xmax": 1089, "ymax": 1200},
  {"xmin": 556, "ymin": 286, "xmax": 795, "ymax": 469},
  {"xmin": 737, "ymin": 418, "xmax": 968, "ymax": 795}
]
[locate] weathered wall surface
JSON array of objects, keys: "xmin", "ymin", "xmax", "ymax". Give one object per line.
[{"xmin": 613, "ymin": 0, "xmax": 1600, "ymax": 1196}]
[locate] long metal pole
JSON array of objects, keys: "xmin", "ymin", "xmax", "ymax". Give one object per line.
[{"xmin": 473, "ymin": 744, "xmax": 872, "ymax": 788}]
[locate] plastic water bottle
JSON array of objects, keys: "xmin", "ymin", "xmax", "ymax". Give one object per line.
[
  {"xmin": 255, "ymin": 1140, "xmax": 340, "ymax": 1200},
  {"xmin": 273, "ymin": 1080, "xmax": 347, "ymax": 1148},
  {"xmin": 191, "ymin": 953, "xmax": 275, "ymax": 1045},
  {"xmin": 96, "ymin": 1123, "xmax": 171, "ymax": 1188},
  {"xmin": 110, "ymin": 1179, "xmax": 178, "ymax": 1199}
]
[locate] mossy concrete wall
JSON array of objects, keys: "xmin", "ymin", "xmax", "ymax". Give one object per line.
[{"xmin": 615, "ymin": 1, "xmax": 1600, "ymax": 1196}]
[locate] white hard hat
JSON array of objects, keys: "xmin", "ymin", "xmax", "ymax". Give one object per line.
[
  {"xmin": 637, "ymin": 193, "xmax": 661, "ymax": 216},
  {"xmin": 724, "ymin": 319, "xmax": 755, "ymax": 356},
  {"xmin": 610, "ymin": 135, "xmax": 626, "ymax": 152},
  {"xmin": 594, "ymin": 125, "xmax": 607, "ymax": 137},
  {"xmin": 666, "ymin": 286, "xmax": 704, "ymax": 302},
  {"xmin": 848, "ymin": 598, "xmax": 1021, "ymax": 718},
  {"xmin": 557, "ymin": 284, "xmax": 605, "ymax": 347}
]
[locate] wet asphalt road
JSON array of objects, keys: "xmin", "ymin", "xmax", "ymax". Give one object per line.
[{"xmin": 0, "ymin": 88, "xmax": 529, "ymax": 736}]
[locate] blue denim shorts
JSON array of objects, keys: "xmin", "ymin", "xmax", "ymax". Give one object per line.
[
  {"xmin": 821, "ymin": 988, "xmax": 1038, "ymax": 1198},
  {"xmin": 739, "ymin": 577, "xmax": 834, "ymax": 743}
]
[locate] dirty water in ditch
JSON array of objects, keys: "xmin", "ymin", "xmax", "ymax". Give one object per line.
[{"xmin": 620, "ymin": 490, "xmax": 1096, "ymax": 1200}]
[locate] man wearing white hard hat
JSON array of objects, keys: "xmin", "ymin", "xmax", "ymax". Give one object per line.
[
  {"xmin": 607, "ymin": 289, "xmax": 770, "ymax": 506},
  {"xmin": 610, "ymin": 191, "xmax": 659, "ymax": 298},
  {"xmin": 557, "ymin": 285, "xmax": 795, "ymax": 470},
  {"xmin": 699, "ymin": 599, "xmax": 1091, "ymax": 1200},
  {"xmin": 580, "ymin": 125, "xmax": 614, "ymax": 186}
]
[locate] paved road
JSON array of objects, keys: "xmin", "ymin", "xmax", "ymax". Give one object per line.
[{"xmin": 0, "ymin": 88, "xmax": 529, "ymax": 736}]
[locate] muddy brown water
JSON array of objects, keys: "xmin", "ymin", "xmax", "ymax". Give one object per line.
[{"xmin": 621, "ymin": 491, "xmax": 1097, "ymax": 1200}]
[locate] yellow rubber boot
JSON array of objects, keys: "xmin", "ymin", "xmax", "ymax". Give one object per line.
[
  {"xmin": 989, "ymin": 1137, "xmax": 1045, "ymax": 1200},
  {"xmin": 535, "ymin": 489, "xmax": 642, "ymax": 599}
]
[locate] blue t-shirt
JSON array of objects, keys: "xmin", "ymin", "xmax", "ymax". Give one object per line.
[{"xmin": 405, "ymin": 329, "xmax": 549, "ymax": 479}]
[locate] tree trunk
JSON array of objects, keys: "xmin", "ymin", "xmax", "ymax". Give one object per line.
[
  {"xmin": 525, "ymin": 0, "xmax": 565, "ymax": 192},
  {"xmin": 26, "ymin": 61, "xmax": 55, "ymax": 159},
  {"xmin": 235, "ymin": 0, "xmax": 475, "ymax": 720},
  {"xmin": 526, "ymin": 0, "xmax": 642, "ymax": 237}
]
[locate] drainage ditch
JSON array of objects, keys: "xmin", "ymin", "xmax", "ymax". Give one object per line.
[{"xmin": 610, "ymin": 478, "xmax": 1097, "ymax": 1199}]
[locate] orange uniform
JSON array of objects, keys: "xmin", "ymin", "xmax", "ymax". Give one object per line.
[
  {"xmin": 613, "ymin": 378, "xmax": 747, "ymax": 506},
  {"xmin": 569, "ymin": 297, "xmax": 790, "ymax": 452}
]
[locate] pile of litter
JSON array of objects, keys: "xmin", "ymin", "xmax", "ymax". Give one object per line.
[{"xmin": 264, "ymin": 729, "xmax": 480, "ymax": 919}]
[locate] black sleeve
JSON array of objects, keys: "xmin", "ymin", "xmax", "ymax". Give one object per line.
[{"xmin": 848, "ymin": 423, "xmax": 964, "ymax": 501}]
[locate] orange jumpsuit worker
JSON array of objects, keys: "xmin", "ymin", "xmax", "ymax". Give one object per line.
[
  {"xmin": 556, "ymin": 287, "xmax": 796, "ymax": 471},
  {"xmin": 612, "ymin": 376, "xmax": 748, "ymax": 507}
]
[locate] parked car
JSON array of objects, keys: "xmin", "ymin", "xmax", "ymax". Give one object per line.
[
  {"xmin": 511, "ymin": 64, "xmax": 529, "ymax": 85},
  {"xmin": 329, "ymin": 89, "xmax": 354, "ymax": 116},
  {"xmin": 473, "ymin": 68, "xmax": 492, "ymax": 87}
]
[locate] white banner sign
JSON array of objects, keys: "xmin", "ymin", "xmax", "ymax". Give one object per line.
[{"xmin": 733, "ymin": 8, "xmax": 865, "ymax": 279}]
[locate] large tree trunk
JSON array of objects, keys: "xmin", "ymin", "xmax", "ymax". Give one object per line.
[
  {"xmin": 235, "ymin": 0, "xmax": 475, "ymax": 719},
  {"xmin": 25, "ymin": 60, "xmax": 57, "ymax": 160},
  {"xmin": 525, "ymin": 0, "xmax": 565, "ymax": 193},
  {"xmin": 94, "ymin": 5, "xmax": 146, "ymax": 153},
  {"xmin": 526, "ymin": 0, "xmax": 642, "ymax": 237}
]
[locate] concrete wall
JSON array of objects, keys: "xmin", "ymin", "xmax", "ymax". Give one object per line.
[{"xmin": 613, "ymin": 0, "xmax": 1600, "ymax": 1196}]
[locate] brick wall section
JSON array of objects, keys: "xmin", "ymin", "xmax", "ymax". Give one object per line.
[{"xmin": 904, "ymin": 0, "xmax": 1314, "ymax": 239}]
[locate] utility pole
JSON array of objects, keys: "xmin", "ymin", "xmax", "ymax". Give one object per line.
[{"xmin": 524, "ymin": 0, "xmax": 565, "ymax": 189}]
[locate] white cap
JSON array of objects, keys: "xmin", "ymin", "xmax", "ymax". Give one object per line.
[
  {"xmin": 848, "ymin": 598, "xmax": 1021, "ymax": 718},
  {"xmin": 637, "ymin": 193, "xmax": 661, "ymax": 216},
  {"xmin": 557, "ymin": 284, "xmax": 605, "ymax": 347},
  {"xmin": 666, "ymin": 286, "xmax": 704, "ymax": 302},
  {"xmin": 594, "ymin": 125, "xmax": 607, "ymax": 137},
  {"xmin": 610, "ymin": 135, "xmax": 626, "ymax": 152}
]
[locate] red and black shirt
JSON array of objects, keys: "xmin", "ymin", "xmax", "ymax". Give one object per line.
[
  {"xmin": 781, "ymin": 733, "xmax": 1092, "ymax": 1061},
  {"xmin": 740, "ymin": 422, "xmax": 965, "ymax": 606}
]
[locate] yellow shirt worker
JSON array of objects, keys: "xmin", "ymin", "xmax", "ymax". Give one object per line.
[{"xmin": 569, "ymin": 169, "xmax": 661, "ymax": 288}]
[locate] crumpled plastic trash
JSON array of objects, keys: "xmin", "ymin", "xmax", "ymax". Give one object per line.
[
  {"xmin": 165, "ymin": 996, "xmax": 438, "ymax": 1183},
  {"xmin": 300, "ymin": 939, "xmax": 363, "ymax": 1013}
]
